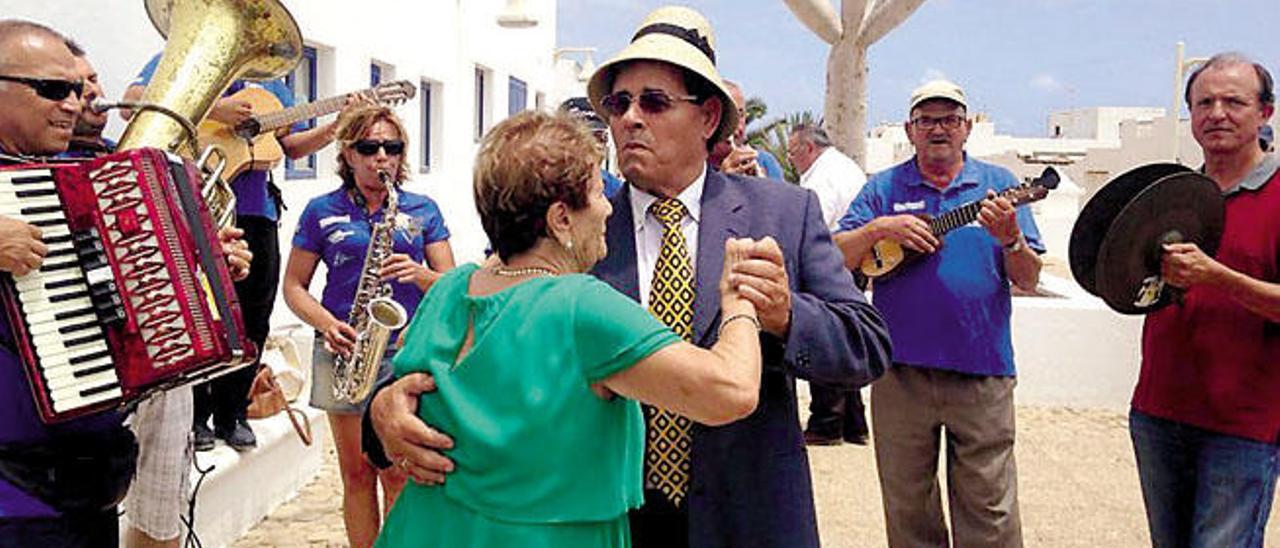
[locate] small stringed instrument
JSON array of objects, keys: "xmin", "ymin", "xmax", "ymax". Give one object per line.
[
  {"xmin": 859, "ymin": 166, "xmax": 1060, "ymax": 278},
  {"xmin": 197, "ymin": 80, "xmax": 416, "ymax": 180}
]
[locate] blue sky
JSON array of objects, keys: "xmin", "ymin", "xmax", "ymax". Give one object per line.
[{"xmin": 558, "ymin": 0, "xmax": 1280, "ymax": 136}]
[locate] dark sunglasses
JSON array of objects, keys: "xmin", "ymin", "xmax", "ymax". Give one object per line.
[
  {"xmin": 352, "ymin": 139, "xmax": 405, "ymax": 156},
  {"xmin": 0, "ymin": 75, "xmax": 83, "ymax": 101},
  {"xmin": 599, "ymin": 90, "xmax": 699, "ymax": 117}
]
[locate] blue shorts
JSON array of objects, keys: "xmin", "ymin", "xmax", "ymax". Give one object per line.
[{"xmin": 310, "ymin": 344, "xmax": 394, "ymax": 414}]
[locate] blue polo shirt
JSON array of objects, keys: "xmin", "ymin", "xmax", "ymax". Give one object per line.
[
  {"xmin": 292, "ymin": 187, "xmax": 450, "ymax": 328},
  {"xmin": 132, "ymin": 53, "xmax": 304, "ymax": 222},
  {"xmin": 837, "ymin": 156, "xmax": 1044, "ymax": 377},
  {"xmin": 0, "ymin": 151, "xmax": 123, "ymax": 518},
  {"xmin": 757, "ymin": 149, "xmax": 785, "ymax": 181}
]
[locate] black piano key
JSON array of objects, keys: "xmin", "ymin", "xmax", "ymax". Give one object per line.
[
  {"xmin": 69, "ymin": 349, "xmax": 110, "ymax": 365},
  {"xmin": 49, "ymin": 289, "xmax": 90, "ymax": 303},
  {"xmin": 44, "ymin": 233, "xmax": 72, "ymax": 245},
  {"xmin": 45, "ymin": 277, "xmax": 82, "ymax": 291},
  {"xmin": 64, "ymin": 333, "xmax": 102, "ymax": 348},
  {"xmin": 20, "ymin": 205, "xmax": 62, "ymax": 216},
  {"xmin": 15, "ymin": 187, "xmax": 57, "ymax": 198},
  {"xmin": 31, "ymin": 218, "xmax": 64, "ymax": 228},
  {"xmin": 9, "ymin": 174, "xmax": 54, "ymax": 185},
  {"xmin": 54, "ymin": 307, "xmax": 95, "ymax": 321},
  {"xmin": 73, "ymin": 363, "xmax": 114, "ymax": 378},
  {"xmin": 80, "ymin": 382, "xmax": 120, "ymax": 398},
  {"xmin": 58, "ymin": 319, "xmax": 99, "ymax": 334}
]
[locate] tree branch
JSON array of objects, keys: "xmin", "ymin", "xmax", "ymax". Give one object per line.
[
  {"xmin": 842, "ymin": 0, "xmax": 871, "ymax": 37},
  {"xmin": 783, "ymin": 0, "xmax": 843, "ymax": 45},
  {"xmin": 862, "ymin": 0, "xmax": 928, "ymax": 45}
]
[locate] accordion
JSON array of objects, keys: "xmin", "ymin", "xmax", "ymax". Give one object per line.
[{"xmin": 0, "ymin": 148, "xmax": 255, "ymax": 423}]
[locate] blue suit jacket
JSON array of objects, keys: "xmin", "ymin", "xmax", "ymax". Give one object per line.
[{"xmin": 593, "ymin": 170, "xmax": 893, "ymax": 548}]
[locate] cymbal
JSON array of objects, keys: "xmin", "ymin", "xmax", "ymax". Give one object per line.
[
  {"xmin": 1069, "ymin": 163, "xmax": 1192, "ymax": 295},
  {"xmin": 1068, "ymin": 164, "xmax": 1224, "ymax": 315}
]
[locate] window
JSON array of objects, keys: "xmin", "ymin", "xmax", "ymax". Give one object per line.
[
  {"xmin": 475, "ymin": 67, "xmax": 488, "ymax": 141},
  {"xmin": 370, "ymin": 63, "xmax": 381, "ymax": 86},
  {"xmin": 508, "ymin": 77, "xmax": 527, "ymax": 116},
  {"xmin": 285, "ymin": 45, "xmax": 317, "ymax": 180},
  {"xmin": 420, "ymin": 80, "xmax": 433, "ymax": 172}
]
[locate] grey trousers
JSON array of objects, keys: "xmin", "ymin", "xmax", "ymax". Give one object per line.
[{"xmin": 871, "ymin": 365, "xmax": 1023, "ymax": 548}]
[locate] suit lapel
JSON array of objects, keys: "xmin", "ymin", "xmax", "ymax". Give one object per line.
[
  {"xmin": 595, "ymin": 185, "xmax": 640, "ymax": 301},
  {"xmin": 693, "ymin": 171, "xmax": 746, "ymax": 343}
]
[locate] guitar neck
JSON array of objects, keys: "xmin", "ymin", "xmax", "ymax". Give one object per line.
[
  {"xmin": 254, "ymin": 94, "xmax": 349, "ymax": 133},
  {"xmin": 929, "ymin": 201, "xmax": 985, "ymax": 237}
]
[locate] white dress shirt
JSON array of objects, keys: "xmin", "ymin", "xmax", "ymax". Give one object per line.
[
  {"xmin": 627, "ymin": 165, "xmax": 706, "ymax": 309},
  {"xmin": 799, "ymin": 147, "xmax": 867, "ymax": 230}
]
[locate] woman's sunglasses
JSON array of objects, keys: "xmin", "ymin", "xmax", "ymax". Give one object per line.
[
  {"xmin": 352, "ymin": 139, "xmax": 405, "ymax": 156},
  {"xmin": 0, "ymin": 75, "xmax": 83, "ymax": 101},
  {"xmin": 599, "ymin": 90, "xmax": 699, "ymax": 118}
]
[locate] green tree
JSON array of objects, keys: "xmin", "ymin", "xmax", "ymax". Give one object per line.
[{"xmin": 746, "ymin": 110, "xmax": 820, "ymax": 184}]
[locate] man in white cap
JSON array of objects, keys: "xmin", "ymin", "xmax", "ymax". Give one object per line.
[
  {"xmin": 365, "ymin": 6, "xmax": 891, "ymax": 548},
  {"xmin": 833, "ymin": 79, "xmax": 1044, "ymax": 547}
]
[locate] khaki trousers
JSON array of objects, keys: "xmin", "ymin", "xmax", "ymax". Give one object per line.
[{"xmin": 871, "ymin": 365, "xmax": 1023, "ymax": 548}]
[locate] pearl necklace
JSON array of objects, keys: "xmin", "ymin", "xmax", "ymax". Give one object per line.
[{"xmin": 491, "ymin": 265, "xmax": 559, "ymax": 278}]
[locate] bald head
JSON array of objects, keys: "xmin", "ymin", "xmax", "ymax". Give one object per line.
[{"xmin": 0, "ymin": 20, "xmax": 82, "ymax": 156}]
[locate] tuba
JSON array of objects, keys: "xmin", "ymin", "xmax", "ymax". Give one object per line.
[
  {"xmin": 333, "ymin": 171, "xmax": 408, "ymax": 404},
  {"xmin": 116, "ymin": 0, "xmax": 303, "ymax": 228}
]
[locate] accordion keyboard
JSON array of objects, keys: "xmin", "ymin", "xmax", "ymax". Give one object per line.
[{"xmin": 0, "ymin": 169, "xmax": 125, "ymax": 412}]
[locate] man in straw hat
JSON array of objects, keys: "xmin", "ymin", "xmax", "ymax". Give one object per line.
[{"xmin": 364, "ymin": 6, "xmax": 891, "ymax": 548}]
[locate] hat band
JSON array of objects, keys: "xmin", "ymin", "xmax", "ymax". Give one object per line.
[{"xmin": 632, "ymin": 23, "xmax": 716, "ymax": 65}]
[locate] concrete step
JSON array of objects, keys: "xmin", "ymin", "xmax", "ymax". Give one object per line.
[{"xmin": 120, "ymin": 407, "xmax": 331, "ymax": 548}]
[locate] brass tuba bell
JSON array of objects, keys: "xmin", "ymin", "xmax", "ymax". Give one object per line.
[{"xmin": 116, "ymin": 0, "xmax": 303, "ymax": 227}]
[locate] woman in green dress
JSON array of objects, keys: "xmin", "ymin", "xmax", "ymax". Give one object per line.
[{"xmin": 373, "ymin": 111, "xmax": 763, "ymax": 547}]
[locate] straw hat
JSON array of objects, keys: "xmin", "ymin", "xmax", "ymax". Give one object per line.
[{"xmin": 587, "ymin": 6, "xmax": 737, "ymax": 144}]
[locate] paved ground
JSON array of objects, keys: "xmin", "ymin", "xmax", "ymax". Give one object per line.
[{"xmin": 234, "ymin": 404, "xmax": 1279, "ymax": 547}]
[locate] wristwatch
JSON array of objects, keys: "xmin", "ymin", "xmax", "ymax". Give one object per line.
[{"xmin": 1002, "ymin": 237, "xmax": 1025, "ymax": 254}]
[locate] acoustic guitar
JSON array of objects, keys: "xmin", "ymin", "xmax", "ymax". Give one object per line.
[
  {"xmin": 859, "ymin": 167, "xmax": 1060, "ymax": 279},
  {"xmin": 197, "ymin": 80, "xmax": 416, "ymax": 180}
]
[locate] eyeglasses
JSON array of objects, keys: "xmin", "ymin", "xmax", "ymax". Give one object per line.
[
  {"xmin": 910, "ymin": 114, "xmax": 966, "ymax": 130},
  {"xmin": 352, "ymin": 139, "xmax": 405, "ymax": 156},
  {"xmin": 599, "ymin": 90, "xmax": 699, "ymax": 117},
  {"xmin": 0, "ymin": 75, "xmax": 83, "ymax": 101}
]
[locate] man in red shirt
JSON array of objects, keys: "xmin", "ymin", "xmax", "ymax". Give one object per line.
[{"xmin": 1130, "ymin": 52, "xmax": 1280, "ymax": 548}]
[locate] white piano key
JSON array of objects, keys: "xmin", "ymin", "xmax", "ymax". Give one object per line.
[
  {"xmin": 40, "ymin": 355, "xmax": 114, "ymax": 381},
  {"xmin": 22, "ymin": 297, "xmax": 93, "ymax": 326},
  {"xmin": 51, "ymin": 386, "xmax": 122, "ymax": 413},
  {"xmin": 0, "ymin": 195, "xmax": 62, "ymax": 211},
  {"xmin": 45, "ymin": 368, "xmax": 119, "ymax": 392},
  {"xmin": 49, "ymin": 377, "xmax": 119, "ymax": 402}
]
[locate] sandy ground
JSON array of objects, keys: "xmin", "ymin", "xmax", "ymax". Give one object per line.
[{"xmin": 234, "ymin": 403, "xmax": 1279, "ymax": 547}]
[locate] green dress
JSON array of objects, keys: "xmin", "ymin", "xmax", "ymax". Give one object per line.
[{"xmin": 376, "ymin": 263, "xmax": 680, "ymax": 548}]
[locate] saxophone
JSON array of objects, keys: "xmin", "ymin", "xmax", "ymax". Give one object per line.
[{"xmin": 332, "ymin": 170, "xmax": 409, "ymax": 403}]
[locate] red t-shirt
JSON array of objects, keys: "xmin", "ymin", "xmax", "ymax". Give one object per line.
[{"xmin": 1133, "ymin": 157, "xmax": 1280, "ymax": 443}]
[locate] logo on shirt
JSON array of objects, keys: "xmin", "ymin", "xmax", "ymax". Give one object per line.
[
  {"xmin": 892, "ymin": 200, "xmax": 926, "ymax": 212},
  {"xmin": 327, "ymin": 229, "xmax": 354, "ymax": 245},
  {"xmin": 319, "ymin": 214, "xmax": 350, "ymax": 228},
  {"xmin": 332, "ymin": 252, "xmax": 353, "ymax": 268},
  {"xmin": 396, "ymin": 213, "xmax": 422, "ymax": 240}
]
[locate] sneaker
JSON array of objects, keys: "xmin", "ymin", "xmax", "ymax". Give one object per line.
[
  {"xmin": 803, "ymin": 429, "xmax": 843, "ymax": 447},
  {"xmin": 215, "ymin": 419, "xmax": 257, "ymax": 451},
  {"xmin": 193, "ymin": 423, "xmax": 215, "ymax": 452}
]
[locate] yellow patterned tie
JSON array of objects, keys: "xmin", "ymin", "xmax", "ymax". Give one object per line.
[{"xmin": 644, "ymin": 197, "xmax": 695, "ymax": 506}]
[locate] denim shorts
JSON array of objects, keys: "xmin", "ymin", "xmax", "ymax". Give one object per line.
[{"xmin": 310, "ymin": 343, "xmax": 394, "ymax": 415}]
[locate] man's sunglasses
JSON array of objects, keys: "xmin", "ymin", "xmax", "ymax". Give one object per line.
[
  {"xmin": 0, "ymin": 75, "xmax": 83, "ymax": 101},
  {"xmin": 599, "ymin": 90, "xmax": 699, "ymax": 117},
  {"xmin": 352, "ymin": 139, "xmax": 405, "ymax": 156}
]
